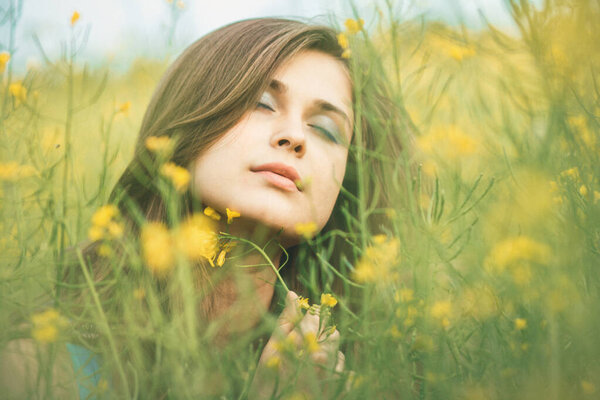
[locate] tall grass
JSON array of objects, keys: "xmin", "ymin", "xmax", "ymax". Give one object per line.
[{"xmin": 1, "ymin": 0, "xmax": 599, "ymax": 398}]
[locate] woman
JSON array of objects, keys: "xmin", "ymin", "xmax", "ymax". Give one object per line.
[{"xmin": 1, "ymin": 17, "xmax": 404, "ymax": 399}]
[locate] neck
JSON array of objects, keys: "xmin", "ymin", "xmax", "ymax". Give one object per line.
[{"xmin": 204, "ymin": 219, "xmax": 285, "ymax": 342}]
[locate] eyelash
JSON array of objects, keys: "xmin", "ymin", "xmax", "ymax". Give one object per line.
[
  {"xmin": 257, "ymin": 102, "xmax": 339, "ymax": 144},
  {"xmin": 257, "ymin": 102, "xmax": 275, "ymax": 112},
  {"xmin": 308, "ymin": 124, "xmax": 339, "ymax": 144}
]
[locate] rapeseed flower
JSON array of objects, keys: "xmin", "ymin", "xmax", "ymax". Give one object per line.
[
  {"xmin": 70, "ymin": 11, "xmax": 80, "ymax": 26},
  {"xmin": 9, "ymin": 82, "xmax": 27, "ymax": 105},
  {"xmin": 145, "ymin": 136, "xmax": 174, "ymax": 155},
  {"xmin": 581, "ymin": 381, "xmax": 596, "ymax": 395},
  {"xmin": 266, "ymin": 355, "xmax": 281, "ymax": 369},
  {"xmin": 320, "ymin": 293, "xmax": 337, "ymax": 308},
  {"xmin": 337, "ymin": 33, "xmax": 349, "ymax": 49},
  {"xmin": 352, "ymin": 235, "xmax": 400, "ymax": 283},
  {"xmin": 0, "ymin": 52, "xmax": 10, "ymax": 74},
  {"xmin": 431, "ymin": 300, "xmax": 452, "ymax": 328},
  {"xmin": 514, "ymin": 318, "xmax": 527, "ymax": 330},
  {"xmin": 203, "ymin": 206, "xmax": 221, "ymax": 221},
  {"xmin": 174, "ymin": 213, "xmax": 218, "ymax": 266},
  {"xmin": 485, "ymin": 236, "xmax": 551, "ymax": 273},
  {"xmin": 31, "ymin": 309, "xmax": 68, "ymax": 343},
  {"xmin": 226, "ymin": 208, "xmax": 240, "ymax": 224},
  {"xmin": 297, "ymin": 296, "xmax": 310, "ymax": 310},
  {"xmin": 0, "ymin": 162, "xmax": 35, "ymax": 181},
  {"xmin": 303, "ymin": 332, "xmax": 320, "ymax": 354},
  {"xmin": 216, "ymin": 250, "xmax": 226, "ymax": 267},
  {"xmin": 92, "ymin": 205, "xmax": 118, "ymax": 227},
  {"xmin": 160, "ymin": 162, "xmax": 190, "ymax": 192},
  {"xmin": 294, "ymin": 221, "xmax": 317, "ymax": 239},
  {"xmin": 344, "ymin": 18, "xmax": 364, "ymax": 34},
  {"xmin": 88, "ymin": 205, "xmax": 124, "ymax": 242},
  {"xmin": 118, "ymin": 101, "xmax": 131, "ymax": 114},
  {"xmin": 141, "ymin": 222, "xmax": 175, "ymax": 276}
]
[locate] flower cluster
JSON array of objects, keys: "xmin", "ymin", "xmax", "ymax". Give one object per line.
[
  {"xmin": 337, "ymin": 18, "xmax": 364, "ymax": 59},
  {"xmin": 31, "ymin": 309, "xmax": 68, "ymax": 344},
  {"xmin": 0, "ymin": 162, "xmax": 35, "ymax": 182},
  {"xmin": 0, "ymin": 52, "xmax": 10, "ymax": 74},
  {"xmin": 140, "ymin": 212, "xmax": 236, "ymax": 277},
  {"xmin": 353, "ymin": 234, "xmax": 401, "ymax": 283},
  {"xmin": 88, "ymin": 205, "xmax": 125, "ymax": 257}
]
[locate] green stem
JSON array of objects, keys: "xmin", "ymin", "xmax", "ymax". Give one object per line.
[
  {"xmin": 76, "ymin": 249, "xmax": 131, "ymax": 397},
  {"xmin": 219, "ymin": 233, "xmax": 289, "ymax": 292}
]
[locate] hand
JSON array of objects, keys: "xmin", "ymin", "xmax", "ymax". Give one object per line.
[{"xmin": 248, "ymin": 291, "xmax": 345, "ymax": 398}]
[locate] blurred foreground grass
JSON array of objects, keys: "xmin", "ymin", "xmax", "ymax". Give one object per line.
[{"xmin": 1, "ymin": 0, "xmax": 600, "ymax": 399}]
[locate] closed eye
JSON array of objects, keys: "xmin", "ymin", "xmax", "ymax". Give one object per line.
[
  {"xmin": 308, "ymin": 124, "xmax": 340, "ymax": 144},
  {"xmin": 257, "ymin": 102, "xmax": 275, "ymax": 112}
]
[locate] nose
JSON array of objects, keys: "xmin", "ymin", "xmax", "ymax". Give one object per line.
[{"xmin": 270, "ymin": 117, "xmax": 306, "ymax": 157}]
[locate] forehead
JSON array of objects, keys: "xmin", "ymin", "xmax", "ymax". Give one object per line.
[{"xmin": 271, "ymin": 50, "xmax": 353, "ymax": 122}]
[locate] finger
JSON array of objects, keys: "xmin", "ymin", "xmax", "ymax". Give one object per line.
[
  {"xmin": 298, "ymin": 306, "xmax": 321, "ymax": 336},
  {"xmin": 261, "ymin": 291, "xmax": 301, "ymax": 361},
  {"xmin": 277, "ymin": 291, "xmax": 302, "ymax": 336},
  {"xmin": 317, "ymin": 328, "xmax": 340, "ymax": 356},
  {"xmin": 335, "ymin": 351, "xmax": 345, "ymax": 373}
]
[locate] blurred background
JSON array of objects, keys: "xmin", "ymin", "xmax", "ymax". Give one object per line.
[{"xmin": 6, "ymin": 0, "xmax": 526, "ymax": 72}]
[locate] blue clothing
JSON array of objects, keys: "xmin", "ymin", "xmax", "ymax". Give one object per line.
[{"xmin": 65, "ymin": 343, "xmax": 102, "ymax": 400}]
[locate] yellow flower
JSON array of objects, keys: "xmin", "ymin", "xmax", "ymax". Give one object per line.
[
  {"xmin": 337, "ymin": 33, "xmax": 349, "ymax": 49},
  {"xmin": 0, "ymin": 162, "xmax": 35, "ymax": 181},
  {"xmin": 107, "ymin": 221, "xmax": 124, "ymax": 239},
  {"xmin": 344, "ymin": 18, "xmax": 364, "ymax": 34},
  {"xmin": 160, "ymin": 162, "xmax": 190, "ymax": 192},
  {"xmin": 320, "ymin": 293, "xmax": 337, "ymax": 308},
  {"xmin": 91, "ymin": 205, "xmax": 118, "ymax": 228},
  {"xmin": 70, "ymin": 11, "xmax": 80, "ymax": 26},
  {"xmin": 31, "ymin": 309, "xmax": 67, "ymax": 344},
  {"xmin": 133, "ymin": 288, "xmax": 146, "ymax": 300},
  {"xmin": 341, "ymin": 49, "xmax": 352, "ymax": 59},
  {"xmin": 447, "ymin": 44, "xmax": 476, "ymax": 61},
  {"xmin": 145, "ymin": 136, "xmax": 174, "ymax": 155},
  {"xmin": 294, "ymin": 221, "xmax": 317, "ymax": 239},
  {"xmin": 581, "ymin": 380, "xmax": 596, "ymax": 395},
  {"xmin": 303, "ymin": 332, "xmax": 320, "ymax": 354},
  {"xmin": 396, "ymin": 288, "xmax": 414, "ymax": 303},
  {"xmin": 97, "ymin": 243, "xmax": 113, "ymax": 257},
  {"xmin": 431, "ymin": 300, "xmax": 451, "ymax": 319},
  {"xmin": 579, "ymin": 185, "xmax": 588, "ymax": 196},
  {"xmin": 9, "ymin": 82, "xmax": 27, "ymax": 105},
  {"xmin": 0, "ymin": 51, "xmax": 10, "ymax": 74},
  {"xmin": 352, "ymin": 235, "xmax": 401, "ymax": 283},
  {"xmin": 266, "ymin": 355, "xmax": 281, "ymax": 369},
  {"xmin": 297, "ymin": 296, "xmax": 310, "ymax": 310},
  {"xmin": 141, "ymin": 222, "xmax": 175, "ymax": 276},
  {"xmin": 560, "ymin": 167, "xmax": 579, "ymax": 180},
  {"xmin": 176, "ymin": 1, "xmax": 185, "ymax": 9},
  {"xmin": 203, "ymin": 206, "xmax": 221, "ymax": 221},
  {"xmin": 88, "ymin": 225, "xmax": 104, "ymax": 241},
  {"xmin": 485, "ymin": 236, "xmax": 552, "ymax": 273},
  {"xmin": 117, "ymin": 101, "xmax": 131, "ymax": 114},
  {"xmin": 216, "ymin": 250, "xmax": 227, "ymax": 267},
  {"xmin": 514, "ymin": 318, "xmax": 527, "ymax": 330},
  {"xmin": 226, "ymin": 208, "xmax": 240, "ymax": 224},
  {"xmin": 174, "ymin": 213, "xmax": 218, "ymax": 265}
]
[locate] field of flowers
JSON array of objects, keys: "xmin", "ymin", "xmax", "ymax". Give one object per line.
[{"xmin": 1, "ymin": 0, "xmax": 599, "ymax": 398}]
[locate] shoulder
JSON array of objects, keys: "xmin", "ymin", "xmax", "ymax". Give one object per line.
[{"xmin": 0, "ymin": 338, "xmax": 78, "ymax": 399}]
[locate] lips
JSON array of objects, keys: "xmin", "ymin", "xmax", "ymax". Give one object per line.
[{"xmin": 251, "ymin": 163, "xmax": 302, "ymax": 192}]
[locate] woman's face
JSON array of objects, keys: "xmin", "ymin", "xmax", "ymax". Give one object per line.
[{"xmin": 191, "ymin": 50, "xmax": 353, "ymax": 245}]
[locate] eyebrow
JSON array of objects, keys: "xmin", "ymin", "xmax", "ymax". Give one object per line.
[{"xmin": 269, "ymin": 79, "xmax": 353, "ymax": 132}]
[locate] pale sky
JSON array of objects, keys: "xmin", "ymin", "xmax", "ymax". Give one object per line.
[{"xmin": 3, "ymin": 0, "xmax": 524, "ymax": 73}]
